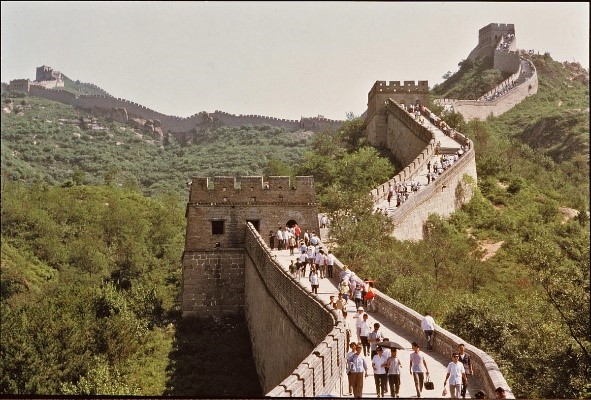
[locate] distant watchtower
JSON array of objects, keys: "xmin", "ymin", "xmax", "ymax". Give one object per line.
[
  {"xmin": 467, "ymin": 23, "xmax": 516, "ymax": 63},
  {"xmin": 181, "ymin": 176, "xmax": 319, "ymax": 317}
]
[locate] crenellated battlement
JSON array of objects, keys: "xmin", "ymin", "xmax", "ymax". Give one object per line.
[
  {"xmin": 368, "ymin": 80, "xmax": 429, "ymax": 101},
  {"xmin": 189, "ymin": 175, "xmax": 316, "ymax": 204}
]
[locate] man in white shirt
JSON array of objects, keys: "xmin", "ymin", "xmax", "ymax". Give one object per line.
[
  {"xmin": 421, "ymin": 312, "xmax": 436, "ymax": 350},
  {"xmin": 444, "ymin": 353, "xmax": 466, "ymax": 398},
  {"xmin": 372, "ymin": 346, "xmax": 388, "ymax": 398}
]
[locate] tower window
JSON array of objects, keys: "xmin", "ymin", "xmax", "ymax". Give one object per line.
[{"xmin": 211, "ymin": 220, "xmax": 224, "ymax": 235}]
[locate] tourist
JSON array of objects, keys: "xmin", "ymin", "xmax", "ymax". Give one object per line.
[
  {"xmin": 342, "ymin": 310, "xmax": 351, "ymax": 347},
  {"xmin": 386, "ymin": 347, "xmax": 403, "ymax": 398},
  {"xmin": 309, "ymin": 268, "xmax": 319, "ymax": 294},
  {"xmin": 421, "ymin": 312, "xmax": 436, "ymax": 350},
  {"xmin": 288, "ymin": 233, "xmax": 296, "ymax": 255},
  {"xmin": 359, "ymin": 313, "xmax": 371, "ymax": 356},
  {"xmin": 294, "ymin": 258, "xmax": 302, "ymax": 280},
  {"xmin": 368, "ymin": 322, "xmax": 384, "ymax": 359},
  {"xmin": 353, "ymin": 306, "xmax": 364, "ymax": 342},
  {"xmin": 495, "ymin": 387, "xmax": 507, "ymax": 399},
  {"xmin": 299, "ymin": 251, "xmax": 307, "ymax": 277},
  {"xmin": 340, "ymin": 278, "xmax": 351, "ymax": 303},
  {"xmin": 444, "ymin": 352, "xmax": 466, "ymax": 398},
  {"xmin": 347, "ymin": 344, "xmax": 369, "ymax": 399},
  {"xmin": 326, "ymin": 250, "xmax": 335, "ymax": 278},
  {"xmin": 315, "ymin": 250, "xmax": 326, "ymax": 279},
  {"xmin": 458, "ymin": 343, "xmax": 473, "ymax": 398},
  {"xmin": 409, "ymin": 341, "xmax": 429, "ymax": 398},
  {"xmin": 329, "ymin": 295, "xmax": 337, "ymax": 309},
  {"xmin": 353, "ymin": 284, "xmax": 364, "ymax": 310},
  {"xmin": 372, "ymin": 346, "xmax": 388, "ymax": 398},
  {"xmin": 346, "ymin": 342, "xmax": 357, "ymax": 396}
]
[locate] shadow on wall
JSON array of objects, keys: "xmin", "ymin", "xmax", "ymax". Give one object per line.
[{"xmin": 163, "ymin": 314, "xmax": 262, "ymax": 397}]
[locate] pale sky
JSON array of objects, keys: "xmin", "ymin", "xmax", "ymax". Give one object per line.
[{"xmin": 2, "ymin": 2, "xmax": 589, "ymax": 120}]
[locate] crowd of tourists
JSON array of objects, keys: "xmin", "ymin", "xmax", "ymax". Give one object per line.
[{"xmin": 275, "ymin": 226, "xmax": 507, "ymax": 399}]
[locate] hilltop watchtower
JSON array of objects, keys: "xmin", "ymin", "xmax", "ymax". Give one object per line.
[
  {"xmin": 364, "ymin": 80, "xmax": 429, "ymax": 148},
  {"xmin": 467, "ymin": 23, "xmax": 516, "ymax": 64},
  {"xmin": 181, "ymin": 176, "xmax": 319, "ymax": 317}
]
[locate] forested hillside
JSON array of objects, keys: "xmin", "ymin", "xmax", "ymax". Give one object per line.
[
  {"xmin": 0, "ymin": 93, "xmax": 313, "ymax": 196},
  {"xmin": 1, "ymin": 53, "xmax": 589, "ymax": 397}
]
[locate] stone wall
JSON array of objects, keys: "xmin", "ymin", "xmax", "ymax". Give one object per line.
[
  {"xmin": 389, "ymin": 146, "xmax": 477, "ymax": 240},
  {"xmin": 437, "ymin": 61, "xmax": 538, "ymax": 121},
  {"xmin": 365, "ymin": 93, "xmax": 479, "ymax": 240},
  {"xmin": 244, "ymin": 225, "xmax": 347, "ymax": 396},
  {"xmin": 184, "ymin": 176, "xmax": 319, "ymax": 252},
  {"xmin": 181, "ymin": 249, "xmax": 245, "ymax": 316},
  {"xmin": 468, "ymin": 23, "xmax": 516, "ymax": 62},
  {"xmin": 9, "ymin": 71, "xmax": 343, "ymax": 135}
]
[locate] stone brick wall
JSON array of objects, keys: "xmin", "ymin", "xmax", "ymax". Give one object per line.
[
  {"xmin": 181, "ymin": 249, "xmax": 245, "ymax": 316},
  {"xmin": 10, "ymin": 70, "xmax": 343, "ymax": 135},
  {"xmin": 438, "ymin": 62, "xmax": 538, "ymax": 121},
  {"xmin": 244, "ymin": 225, "xmax": 347, "ymax": 396},
  {"xmin": 182, "ymin": 176, "xmax": 320, "ymax": 317},
  {"xmin": 184, "ymin": 176, "xmax": 319, "ymax": 252},
  {"xmin": 365, "ymin": 94, "xmax": 478, "ymax": 240},
  {"xmin": 389, "ymin": 147, "xmax": 477, "ymax": 240}
]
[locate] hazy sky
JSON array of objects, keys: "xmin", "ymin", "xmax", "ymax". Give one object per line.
[{"xmin": 2, "ymin": 2, "xmax": 589, "ymax": 120}]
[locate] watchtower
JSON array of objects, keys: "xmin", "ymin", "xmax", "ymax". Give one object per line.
[
  {"xmin": 181, "ymin": 176, "xmax": 319, "ymax": 317},
  {"xmin": 467, "ymin": 23, "xmax": 516, "ymax": 62}
]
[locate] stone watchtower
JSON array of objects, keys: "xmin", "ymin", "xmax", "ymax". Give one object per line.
[
  {"xmin": 181, "ymin": 176, "xmax": 319, "ymax": 317},
  {"xmin": 467, "ymin": 23, "xmax": 516, "ymax": 62},
  {"xmin": 364, "ymin": 80, "xmax": 429, "ymax": 147}
]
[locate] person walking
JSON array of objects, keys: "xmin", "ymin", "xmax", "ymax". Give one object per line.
[
  {"xmin": 353, "ymin": 307, "xmax": 364, "ymax": 342},
  {"xmin": 458, "ymin": 343, "xmax": 473, "ymax": 399},
  {"xmin": 326, "ymin": 250, "xmax": 335, "ymax": 278},
  {"xmin": 309, "ymin": 269, "xmax": 319, "ymax": 294},
  {"xmin": 359, "ymin": 313, "xmax": 371, "ymax": 357},
  {"xmin": 346, "ymin": 342, "xmax": 357, "ymax": 396},
  {"xmin": 342, "ymin": 310, "xmax": 351, "ymax": 347},
  {"xmin": 368, "ymin": 322, "xmax": 384, "ymax": 359},
  {"xmin": 409, "ymin": 341, "xmax": 430, "ymax": 398},
  {"xmin": 340, "ymin": 279, "xmax": 351, "ymax": 303},
  {"xmin": 421, "ymin": 312, "xmax": 436, "ymax": 350},
  {"xmin": 386, "ymin": 347, "xmax": 403, "ymax": 398},
  {"xmin": 347, "ymin": 344, "xmax": 369, "ymax": 399},
  {"xmin": 353, "ymin": 284, "xmax": 364, "ymax": 310},
  {"xmin": 372, "ymin": 346, "xmax": 388, "ymax": 398},
  {"xmin": 444, "ymin": 353, "xmax": 467, "ymax": 399}
]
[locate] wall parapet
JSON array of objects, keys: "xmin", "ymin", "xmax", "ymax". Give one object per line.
[
  {"xmin": 188, "ymin": 175, "xmax": 316, "ymax": 204},
  {"xmin": 244, "ymin": 225, "xmax": 347, "ymax": 396}
]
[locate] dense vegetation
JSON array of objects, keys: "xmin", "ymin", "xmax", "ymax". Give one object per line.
[
  {"xmin": 432, "ymin": 56, "xmax": 511, "ymax": 100},
  {"xmin": 1, "ymin": 53, "xmax": 588, "ymax": 397},
  {"xmin": 0, "ymin": 94, "xmax": 313, "ymax": 197}
]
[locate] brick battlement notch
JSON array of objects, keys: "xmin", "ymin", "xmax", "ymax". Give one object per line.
[{"xmin": 189, "ymin": 176, "xmax": 316, "ymax": 204}]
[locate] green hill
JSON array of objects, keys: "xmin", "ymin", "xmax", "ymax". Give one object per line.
[{"xmin": 0, "ymin": 94, "xmax": 313, "ymax": 196}]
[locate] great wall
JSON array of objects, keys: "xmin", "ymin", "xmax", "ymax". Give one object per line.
[{"xmin": 3, "ymin": 23, "xmax": 533, "ymax": 398}]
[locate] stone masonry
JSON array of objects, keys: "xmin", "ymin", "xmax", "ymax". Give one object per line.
[{"xmin": 181, "ymin": 176, "xmax": 320, "ymax": 317}]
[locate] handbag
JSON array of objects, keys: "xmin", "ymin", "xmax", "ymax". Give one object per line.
[{"xmin": 424, "ymin": 375, "xmax": 435, "ymax": 390}]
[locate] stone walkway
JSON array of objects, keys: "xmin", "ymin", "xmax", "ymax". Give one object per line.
[
  {"xmin": 272, "ymin": 246, "xmax": 484, "ymax": 398},
  {"xmin": 373, "ymin": 116, "xmax": 463, "ymax": 216}
]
